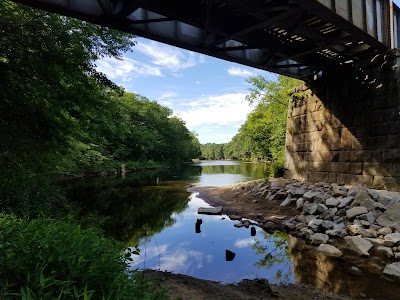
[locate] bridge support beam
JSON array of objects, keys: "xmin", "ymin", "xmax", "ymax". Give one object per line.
[{"xmin": 284, "ymin": 49, "xmax": 400, "ymax": 190}]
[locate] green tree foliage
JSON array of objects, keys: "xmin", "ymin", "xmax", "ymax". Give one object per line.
[
  {"xmin": 0, "ymin": 1, "xmax": 200, "ymax": 215},
  {"xmin": 0, "ymin": 1, "xmax": 133, "ymax": 214},
  {"xmin": 200, "ymin": 143, "xmax": 225, "ymax": 160},
  {"xmin": 223, "ymin": 75, "xmax": 302, "ymax": 175}
]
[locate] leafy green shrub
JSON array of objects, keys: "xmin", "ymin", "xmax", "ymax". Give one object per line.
[
  {"xmin": 0, "ymin": 215, "xmax": 166, "ymax": 299},
  {"xmin": 270, "ymin": 160, "xmax": 284, "ymax": 178}
]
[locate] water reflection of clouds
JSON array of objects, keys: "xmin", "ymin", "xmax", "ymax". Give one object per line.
[
  {"xmin": 234, "ymin": 237, "xmax": 257, "ymax": 249},
  {"xmin": 130, "ymin": 243, "xmax": 169, "ymax": 269},
  {"xmin": 159, "ymin": 249, "xmax": 213, "ymax": 273}
]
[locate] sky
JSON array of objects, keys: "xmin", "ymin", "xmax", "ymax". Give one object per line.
[
  {"xmin": 97, "ymin": 0, "xmax": 400, "ymax": 144},
  {"xmin": 96, "ymin": 38, "xmax": 275, "ymax": 144}
]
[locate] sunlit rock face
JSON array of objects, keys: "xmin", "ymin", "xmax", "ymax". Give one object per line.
[
  {"xmin": 284, "ymin": 52, "xmax": 400, "ymax": 191},
  {"xmin": 289, "ymin": 236, "xmax": 400, "ymax": 299}
]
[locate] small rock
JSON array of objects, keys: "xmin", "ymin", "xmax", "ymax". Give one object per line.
[
  {"xmin": 344, "ymin": 236, "xmax": 373, "ymax": 256},
  {"xmin": 315, "ymin": 193, "xmax": 330, "ymax": 204},
  {"xmin": 309, "ymin": 233, "xmax": 329, "ymax": 245},
  {"xmin": 368, "ymin": 189, "xmax": 379, "ymax": 200},
  {"xmin": 303, "ymin": 191, "xmax": 322, "ymax": 200},
  {"xmin": 395, "ymin": 253, "xmax": 400, "ymax": 260},
  {"xmin": 377, "ymin": 246, "xmax": 394, "ymax": 258},
  {"xmin": 317, "ymin": 244, "xmax": 343, "ymax": 257},
  {"xmin": 274, "ymin": 215, "xmax": 286, "ymax": 220},
  {"xmin": 321, "ymin": 220, "xmax": 335, "ymax": 229},
  {"xmin": 346, "ymin": 207, "xmax": 369, "ymax": 219},
  {"xmin": 332, "ymin": 187, "xmax": 347, "ymax": 197},
  {"xmin": 360, "ymin": 220, "xmax": 370, "ymax": 227},
  {"xmin": 234, "ymin": 223, "xmax": 243, "ymax": 228},
  {"xmin": 299, "ymin": 228, "xmax": 314, "ymax": 239},
  {"xmin": 269, "ymin": 191, "xmax": 287, "ymax": 201},
  {"xmin": 326, "ymin": 197, "xmax": 340, "ymax": 207},
  {"xmin": 292, "ymin": 188, "xmax": 306, "ymax": 197},
  {"xmin": 338, "ymin": 196, "xmax": 354, "ymax": 208},
  {"xmin": 263, "ymin": 221, "xmax": 275, "ymax": 231},
  {"xmin": 383, "ymin": 262, "xmax": 400, "ymax": 281},
  {"xmin": 385, "ymin": 233, "xmax": 400, "ymax": 245},
  {"xmin": 358, "ymin": 212, "xmax": 375, "ymax": 224},
  {"xmin": 296, "ymin": 197, "xmax": 305, "ymax": 210},
  {"xmin": 326, "ymin": 229, "xmax": 346, "ymax": 237},
  {"xmin": 353, "ymin": 188, "xmax": 371, "ymax": 206},
  {"xmin": 280, "ymin": 196, "xmax": 295, "ymax": 207},
  {"xmin": 379, "ymin": 227, "xmax": 393, "ymax": 236},
  {"xmin": 243, "ymin": 220, "xmax": 252, "ymax": 228},
  {"xmin": 198, "ymin": 206, "xmax": 222, "ymax": 215},
  {"xmin": 316, "ymin": 203, "xmax": 328, "ymax": 213},
  {"xmin": 308, "ymin": 219, "xmax": 323, "ymax": 231},
  {"xmin": 303, "ymin": 202, "xmax": 318, "ymax": 215},
  {"xmin": 229, "ymin": 214, "xmax": 242, "ymax": 221},
  {"xmin": 348, "ymin": 266, "xmax": 362, "ymax": 276},
  {"xmin": 305, "ymin": 215, "xmax": 317, "ymax": 224},
  {"xmin": 322, "ymin": 207, "xmax": 337, "ymax": 220},
  {"xmin": 347, "ymin": 224, "xmax": 363, "ymax": 235}
]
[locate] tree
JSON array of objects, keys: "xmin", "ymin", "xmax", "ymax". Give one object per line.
[{"xmin": 0, "ymin": 1, "xmax": 134, "ymax": 214}]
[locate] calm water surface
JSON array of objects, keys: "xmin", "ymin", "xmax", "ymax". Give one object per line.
[
  {"xmin": 67, "ymin": 160, "xmax": 400, "ymax": 299},
  {"xmin": 67, "ymin": 160, "xmax": 293, "ymax": 284}
]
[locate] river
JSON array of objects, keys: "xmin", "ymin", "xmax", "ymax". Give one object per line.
[
  {"xmin": 66, "ymin": 160, "xmax": 400, "ymax": 299},
  {"xmin": 67, "ymin": 160, "xmax": 293, "ymax": 284}
]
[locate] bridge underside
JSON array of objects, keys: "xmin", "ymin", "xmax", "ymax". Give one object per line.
[{"xmin": 13, "ymin": 0, "xmax": 400, "ymax": 80}]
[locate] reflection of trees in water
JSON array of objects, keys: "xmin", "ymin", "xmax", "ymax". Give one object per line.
[
  {"xmin": 252, "ymin": 231, "xmax": 293, "ymax": 283},
  {"xmin": 65, "ymin": 168, "xmax": 198, "ymax": 244},
  {"xmin": 200, "ymin": 163, "xmax": 270, "ymax": 179}
]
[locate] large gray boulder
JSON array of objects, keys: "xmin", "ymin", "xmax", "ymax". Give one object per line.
[
  {"xmin": 344, "ymin": 236, "xmax": 373, "ymax": 256},
  {"xmin": 309, "ymin": 233, "xmax": 329, "ymax": 245},
  {"xmin": 346, "ymin": 206, "xmax": 368, "ymax": 219},
  {"xmin": 383, "ymin": 262, "xmax": 400, "ymax": 281},
  {"xmin": 376, "ymin": 203, "xmax": 400, "ymax": 227}
]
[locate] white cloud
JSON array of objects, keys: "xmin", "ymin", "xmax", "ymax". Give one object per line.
[
  {"xmin": 234, "ymin": 237, "xmax": 257, "ymax": 248},
  {"xmin": 159, "ymin": 249, "xmax": 212, "ymax": 273},
  {"xmin": 134, "ymin": 40, "xmax": 203, "ymax": 73},
  {"xmin": 96, "ymin": 56, "xmax": 162, "ymax": 81},
  {"xmin": 227, "ymin": 67, "xmax": 257, "ymax": 77},
  {"xmin": 174, "ymin": 92, "xmax": 255, "ymax": 128},
  {"xmin": 158, "ymin": 91, "xmax": 177, "ymax": 100}
]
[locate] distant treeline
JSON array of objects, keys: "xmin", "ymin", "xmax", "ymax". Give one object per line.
[{"xmin": 200, "ymin": 75, "xmax": 302, "ymax": 175}]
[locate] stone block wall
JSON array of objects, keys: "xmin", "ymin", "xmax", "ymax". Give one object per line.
[{"xmin": 284, "ymin": 50, "xmax": 400, "ymax": 191}]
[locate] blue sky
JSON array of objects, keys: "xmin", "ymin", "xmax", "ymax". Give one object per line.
[
  {"xmin": 97, "ymin": 1, "xmax": 400, "ymax": 144},
  {"xmin": 97, "ymin": 39, "xmax": 275, "ymax": 144}
]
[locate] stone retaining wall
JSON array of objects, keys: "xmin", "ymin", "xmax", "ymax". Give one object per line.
[{"xmin": 284, "ymin": 50, "xmax": 400, "ymax": 191}]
